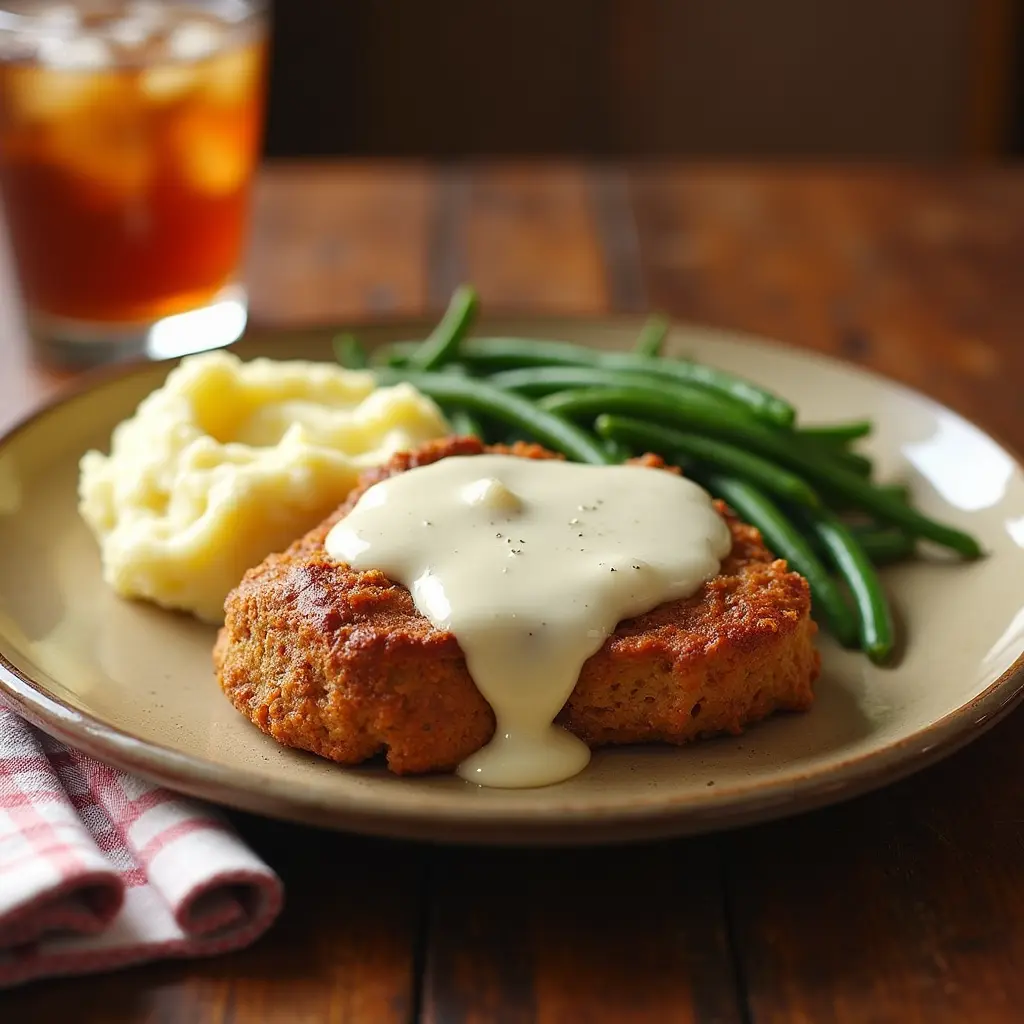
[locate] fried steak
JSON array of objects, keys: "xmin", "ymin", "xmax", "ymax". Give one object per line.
[{"xmin": 214, "ymin": 437, "xmax": 820, "ymax": 774}]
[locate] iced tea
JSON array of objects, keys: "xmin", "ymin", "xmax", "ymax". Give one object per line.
[{"xmin": 0, "ymin": 1, "xmax": 266, "ymax": 362}]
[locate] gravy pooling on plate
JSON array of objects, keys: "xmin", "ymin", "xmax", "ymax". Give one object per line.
[{"xmin": 325, "ymin": 454, "xmax": 732, "ymax": 787}]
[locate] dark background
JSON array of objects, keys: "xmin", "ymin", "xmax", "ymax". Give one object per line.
[{"xmin": 262, "ymin": 0, "xmax": 1023, "ymax": 161}]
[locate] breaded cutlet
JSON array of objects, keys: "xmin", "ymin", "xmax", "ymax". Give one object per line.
[{"xmin": 214, "ymin": 437, "xmax": 820, "ymax": 775}]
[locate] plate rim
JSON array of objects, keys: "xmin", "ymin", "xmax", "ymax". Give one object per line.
[
  {"xmin": 2, "ymin": 315, "xmax": 1023, "ymax": 844},
  {"xmin": 3, "ymin": 655, "xmax": 1022, "ymax": 844}
]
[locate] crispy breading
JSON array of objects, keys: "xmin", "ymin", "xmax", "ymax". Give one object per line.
[{"xmin": 214, "ymin": 437, "xmax": 820, "ymax": 774}]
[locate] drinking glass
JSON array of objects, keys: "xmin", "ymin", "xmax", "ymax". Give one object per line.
[{"xmin": 0, "ymin": 0, "xmax": 267, "ymax": 365}]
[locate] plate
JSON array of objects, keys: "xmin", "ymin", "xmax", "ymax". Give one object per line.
[{"xmin": 1, "ymin": 318, "xmax": 1023, "ymax": 845}]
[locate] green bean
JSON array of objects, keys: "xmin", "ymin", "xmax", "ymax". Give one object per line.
[
  {"xmin": 406, "ymin": 285, "xmax": 480, "ymax": 371},
  {"xmin": 382, "ymin": 336, "xmax": 563, "ymax": 369},
  {"xmin": 575, "ymin": 352, "xmax": 796, "ymax": 424},
  {"xmin": 849, "ymin": 526, "xmax": 916, "ymax": 566},
  {"xmin": 634, "ymin": 314, "xmax": 669, "ymax": 357},
  {"xmin": 833, "ymin": 450, "xmax": 873, "ymax": 477},
  {"xmin": 602, "ymin": 436, "xmax": 633, "ymax": 463},
  {"xmin": 879, "ymin": 482, "xmax": 911, "ymax": 504},
  {"xmin": 375, "ymin": 370, "xmax": 612, "ymax": 465},
  {"xmin": 487, "ymin": 365, "xmax": 745, "ymax": 413},
  {"xmin": 448, "ymin": 407, "xmax": 484, "ymax": 439},
  {"xmin": 372, "ymin": 345, "xmax": 413, "ymax": 368},
  {"xmin": 796, "ymin": 433, "xmax": 872, "ymax": 475},
  {"xmin": 406, "ymin": 336, "xmax": 794, "ymax": 426},
  {"xmin": 817, "ymin": 481, "xmax": 910, "ymax": 516},
  {"xmin": 375, "ymin": 333, "xmax": 796, "ymax": 425},
  {"xmin": 801, "ymin": 509, "xmax": 896, "ymax": 663},
  {"xmin": 371, "ymin": 340, "xmax": 426, "ymax": 366},
  {"xmin": 540, "ymin": 386, "xmax": 981, "ymax": 557},
  {"xmin": 798, "ymin": 421, "xmax": 873, "ymax": 444},
  {"xmin": 594, "ymin": 414, "xmax": 820, "ymax": 508},
  {"xmin": 332, "ymin": 333, "xmax": 368, "ymax": 369},
  {"xmin": 700, "ymin": 474, "xmax": 858, "ymax": 646}
]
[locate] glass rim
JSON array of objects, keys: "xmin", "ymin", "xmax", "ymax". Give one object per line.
[
  {"xmin": 0, "ymin": 1, "xmax": 269, "ymax": 33},
  {"xmin": 0, "ymin": 0, "xmax": 269, "ymax": 69}
]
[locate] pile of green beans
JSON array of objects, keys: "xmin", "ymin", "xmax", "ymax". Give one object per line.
[{"xmin": 334, "ymin": 286, "xmax": 983, "ymax": 665}]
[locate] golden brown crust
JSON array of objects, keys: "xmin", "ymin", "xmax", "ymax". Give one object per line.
[{"xmin": 214, "ymin": 437, "xmax": 820, "ymax": 774}]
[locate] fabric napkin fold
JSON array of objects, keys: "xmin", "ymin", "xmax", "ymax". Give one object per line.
[{"xmin": 0, "ymin": 697, "xmax": 284, "ymax": 989}]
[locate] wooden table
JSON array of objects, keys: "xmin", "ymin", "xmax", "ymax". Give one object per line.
[{"xmin": 4, "ymin": 162, "xmax": 1024, "ymax": 1022}]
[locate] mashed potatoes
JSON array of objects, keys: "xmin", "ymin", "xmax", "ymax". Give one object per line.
[{"xmin": 79, "ymin": 350, "xmax": 449, "ymax": 622}]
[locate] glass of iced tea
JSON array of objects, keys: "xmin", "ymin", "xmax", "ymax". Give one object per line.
[{"xmin": 0, "ymin": 0, "xmax": 266, "ymax": 365}]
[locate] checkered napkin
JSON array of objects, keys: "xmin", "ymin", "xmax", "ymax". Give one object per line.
[{"xmin": 0, "ymin": 698, "xmax": 284, "ymax": 988}]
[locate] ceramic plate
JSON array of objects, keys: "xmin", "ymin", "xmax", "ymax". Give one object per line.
[{"xmin": 1, "ymin": 319, "xmax": 1023, "ymax": 845}]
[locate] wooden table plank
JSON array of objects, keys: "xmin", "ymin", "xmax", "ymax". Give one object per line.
[
  {"xmin": 439, "ymin": 164, "xmax": 615, "ymax": 313},
  {"xmin": 247, "ymin": 162, "xmax": 437, "ymax": 324},
  {"xmin": 629, "ymin": 164, "xmax": 1024, "ymax": 1023},
  {"xmin": 422, "ymin": 842, "xmax": 743, "ymax": 1024},
  {"xmin": 727, "ymin": 732, "xmax": 1024, "ymax": 1024}
]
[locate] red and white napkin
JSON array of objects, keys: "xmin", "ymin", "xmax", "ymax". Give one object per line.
[{"xmin": 0, "ymin": 697, "xmax": 283, "ymax": 989}]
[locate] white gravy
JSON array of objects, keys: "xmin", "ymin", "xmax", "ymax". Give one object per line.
[{"xmin": 325, "ymin": 455, "xmax": 732, "ymax": 788}]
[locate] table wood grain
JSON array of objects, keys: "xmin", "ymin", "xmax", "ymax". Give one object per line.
[{"xmin": 3, "ymin": 162, "xmax": 1024, "ymax": 1023}]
